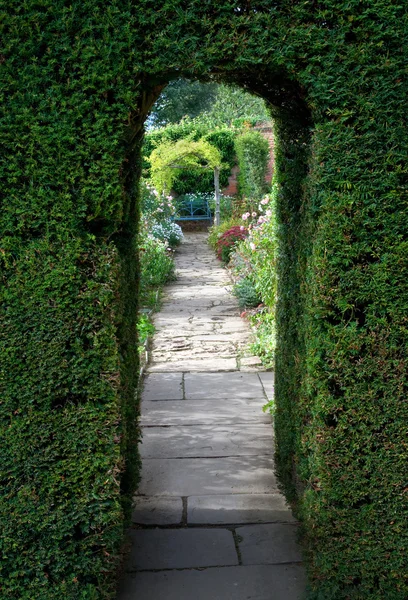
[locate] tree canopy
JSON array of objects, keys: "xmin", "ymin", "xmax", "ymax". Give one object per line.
[{"xmin": 146, "ymin": 79, "xmax": 270, "ymax": 129}]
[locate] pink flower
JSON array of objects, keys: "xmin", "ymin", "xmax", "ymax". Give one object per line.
[
  {"xmin": 252, "ymin": 212, "xmax": 257, "ymax": 217},
  {"xmin": 240, "ymin": 225, "xmax": 245, "ymax": 231},
  {"xmin": 242, "ymin": 213, "xmax": 250, "ymax": 221},
  {"xmin": 265, "ymin": 209, "xmax": 272, "ymax": 217},
  {"xmin": 261, "ymin": 197, "xmax": 269, "ymax": 205}
]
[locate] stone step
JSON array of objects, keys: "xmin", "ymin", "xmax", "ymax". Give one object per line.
[
  {"xmin": 118, "ymin": 564, "xmax": 306, "ymax": 600},
  {"xmin": 138, "ymin": 456, "xmax": 277, "ymax": 496},
  {"xmin": 139, "ymin": 424, "xmax": 273, "ymax": 458},
  {"xmin": 140, "ymin": 398, "xmax": 270, "ymax": 425}
]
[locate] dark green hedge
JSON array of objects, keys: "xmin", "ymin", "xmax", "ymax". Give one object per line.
[
  {"xmin": 1, "ymin": 1, "xmax": 407, "ymax": 598},
  {"xmin": 143, "ymin": 122, "xmax": 237, "ymax": 194},
  {"xmin": 235, "ymin": 129, "xmax": 270, "ymax": 200}
]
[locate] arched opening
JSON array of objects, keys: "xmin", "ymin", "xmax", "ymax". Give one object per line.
[{"xmin": 127, "ymin": 68, "xmax": 313, "ymax": 494}]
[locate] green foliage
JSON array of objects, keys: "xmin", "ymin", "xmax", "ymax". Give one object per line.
[
  {"xmin": 144, "ymin": 123, "xmax": 236, "ymax": 194},
  {"xmin": 193, "ymin": 83, "xmax": 270, "ymax": 128},
  {"xmin": 139, "ymin": 234, "xmax": 175, "ymax": 293},
  {"xmin": 149, "ymin": 138, "xmax": 222, "ymax": 194},
  {"xmin": 2, "ymin": 1, "xmax": 408, "ymax": 598},
  {"xmin": 216, "ymin": 226, "xmax": 248, "ymax": 263},
  {"xmin": 235, "ymin": 130, "xmax": 270, "ymax": 201},
  {"xmin": 207, "ymin": 217, "xmax": 242, "ymax": 250},
  {"xmin": 147, "ymin": 80, "xmax": 269, "ymax": 130},
  {"xmin": 233, "ymin": 276, "xmax": 261, "ymax": 309},
  {"xmin": 249, "ymin": 310, "xmax": 276, "ymax": 372},
  {"xmin": 229, "ymin": 191, "xmax": 277, "ymax": 309},
  {"xmin": 140, "ymin": 180, "xmax": 176, "ymax": 224},
  {"xmin": 137, "ymin": 314, "xmax": 155, "ymax": 349},
  {"xmin": 146, "ymin": 79, "xmax": 218, "ymax": 128}
]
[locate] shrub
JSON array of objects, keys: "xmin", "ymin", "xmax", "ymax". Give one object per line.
[
  {"xmin": 150, "ymin": 221, "xmax": 184, "ymax": 248},
  {"xmin": 139, "ymin": 234, "xmax": 175, "ymax": 291},
  {"xmin": 140, "ymin": 180, "xmax": 176, "ymax": 224},
  {"xmin": 233, "ymin": 276, "xmax": 261, "ymax": 309},
  {"xmin": 216, "ymin": 225, "xmax": 248, "ymax": 263},
  {"xmin": 235, "ymin": 129, "xmax": 270, "ymax": 201},
  {"xmin": 249, "ymin": 310, "xmax": 276, "ymax": 372},
  {"xmin": 207, "ymin": 217, "xmax": 242, "ymax": 250}
]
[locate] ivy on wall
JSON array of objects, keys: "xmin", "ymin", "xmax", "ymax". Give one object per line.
[{"xmin": 1, "ymin": 2, "xmax": 407, "ymax": 599}]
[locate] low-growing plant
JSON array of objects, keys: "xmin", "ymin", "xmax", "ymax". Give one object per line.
[
  {"xmin": 139, "ymin": 234, "xmax": 175, "ymax": 299},
  {"xmin": 207, "ymin": 217, "xmax": 241, "ymax": 250},
  {"xmin": 216, "ymin": 225, "xmax": 248, "ymax": 263},
  {"xmin": 137, "ymin": 314, "xmax": 155, "ymax": 356},
  {"xmin": 150, "ymin": 221, "xmax": 184, "ymax": 248},
  {"xmin": 249, "ymin": 309, "xmax": 276, "ymax": 371},
  {"xmin": 233, "ymin": 276, "xmax": 261, "ymax": 309},
  {"xmin": 140, "ymin": 180, "xmax": 176, "ymax": 224}
]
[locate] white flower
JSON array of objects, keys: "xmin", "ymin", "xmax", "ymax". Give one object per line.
[
  {"xmin": 242, "ymin": 213, "xmax": 248, "ymax": 221},
  {"xmin": 250, "ymin": 242, "xmax": 256, "ymax": 251},
  {"xmin": 252, "ymin": 212, "xmax": 257, "ymax": 217}
]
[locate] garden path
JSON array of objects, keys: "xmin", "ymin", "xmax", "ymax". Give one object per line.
[{"xmin": 118, "ymin": 232, "xmax": 305, "ymax": 599}]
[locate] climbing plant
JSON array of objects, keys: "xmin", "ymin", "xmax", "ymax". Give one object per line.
[
  {"xmin": 1, "ymin": 2, "xmax": 407, "ymax": 599},
  {"xmin": 143, "ymin": 122, "xmax": 237, "ymax": 194},
  {"xmin": 149, "ymin": 138, "xmax": 222, "ymax": 193}
]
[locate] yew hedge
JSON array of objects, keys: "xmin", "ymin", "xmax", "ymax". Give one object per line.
[{"xmin": 1, "ymin": 1, "xmax": 407, "ymax": 598}]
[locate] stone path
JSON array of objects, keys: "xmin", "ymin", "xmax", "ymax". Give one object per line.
[{"xmin": 118, "ymin": 233, "xmax": 305, "ymax": 600}]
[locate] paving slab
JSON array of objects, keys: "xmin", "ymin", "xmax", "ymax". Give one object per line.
[
  {"xmin": 131, "ymin": 496, "xmax": 183, "ymax": 525},
  {"xmin": 142, "ymin": 373, "xmax": 183, "ymax": 401},
  {"xmin": 148, "ymin": 357, "xmax": 238, "ymax": 372},
  {"xmin": 185, "ymin": 371, "xmax": 265, "ymax": 399},
  {"xmin": 118, "ymin": 234, "xmax": 305, "ymax": 598},
  {"xmin": 138, "ymin": 456, "xmax": 278, "ymax": 496},
  {"xmin": 117, "ymin": 564, "xmax": 306, "ymax": 600},
  {"xmin": 236, "ymin": 524, "xmax": 302, "ymax": 565},
  {"xmin": 140, "ymin": 399, "xmax": 270, "ymax": 425},
  {"xmin": 259, "ymin": 371, "xmax": 275, "ymax": 400},
  {"xmin": 139, "ymin": 424, "xmax": 273, "ymax": 458},
  {"xmin": 126, "ymin": 528, "xmax": 238, "ymax": 571},
  {"xmin": 151, "ymin": 345, "xmax": 238, "ymax": 361},
  {"xmin": 187, "ymin": 493, "xmax": 296, "ymax": 525}
]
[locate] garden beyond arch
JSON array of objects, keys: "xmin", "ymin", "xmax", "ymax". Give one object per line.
[{"xmin": 1, "ymin": 3, "xmax": 407, "ymax": 599}]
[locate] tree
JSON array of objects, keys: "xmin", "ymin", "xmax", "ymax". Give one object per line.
[
  {"xmin": 147, "ymin": 79, "xmax": 270, "ymax": 130},
  {"xmin": 146, "ymin": 79, "xmax": 218, "ymax": 128},
  {"xmin": 197, "ymin": 84, "xmax": 270, "ymax": 127}
]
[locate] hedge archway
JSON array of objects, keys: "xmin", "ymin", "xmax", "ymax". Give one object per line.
[{"xmin": 1, "ymin": 3, "xmax": 407, "ymax": 599}]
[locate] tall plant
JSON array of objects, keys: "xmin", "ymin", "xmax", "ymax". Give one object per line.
[{"xmin": 235, "ymin": 129, "xmax": 270, "ymax": 202}]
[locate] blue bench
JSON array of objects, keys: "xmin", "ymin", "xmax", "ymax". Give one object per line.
[{"xmin": 174, "ymin": 199, "xmax": 212, "ymax": 221}]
